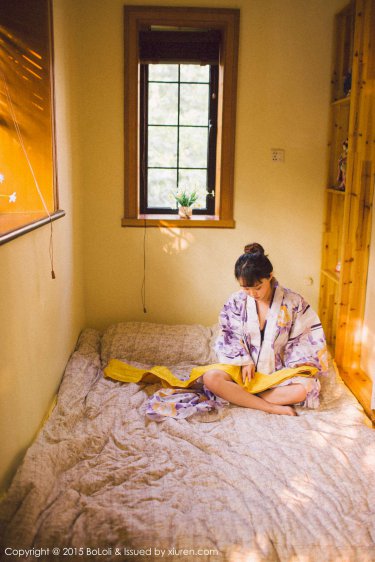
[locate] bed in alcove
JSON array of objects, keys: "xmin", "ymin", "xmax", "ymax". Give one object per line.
[{"xmin": 0, "ymin": 322, "xmax": 374, "ymax": 562}]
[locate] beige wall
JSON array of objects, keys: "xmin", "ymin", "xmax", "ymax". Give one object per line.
[
  {"xmin": 0, "ymin": 0, "xmax": 86, "ymax": 493},
  {"xmin": 73, "ymin": 0, "xmax": 346, "ymax": 330}
]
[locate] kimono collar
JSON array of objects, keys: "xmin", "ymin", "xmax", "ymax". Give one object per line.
[
  {"xmin": 246, "ymin": 281, "xmax": 284, "ymax": 373},
  {"xmin": 258, "ymin": 283, "xmax": 284, "ymax": 373}
]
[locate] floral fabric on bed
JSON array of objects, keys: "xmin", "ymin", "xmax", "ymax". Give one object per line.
[{"xmin": 143, "ymin": 386, "xmax": 228, "ymax": 421}]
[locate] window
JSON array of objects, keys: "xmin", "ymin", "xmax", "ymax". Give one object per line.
[
  {"xmin": 123, "ymin": 6, "xmax": 240, "ymax": 228},
  {"xmin": 0, "ymin": 0, "xmax": 64, "ymax": 245},
  {"xmin": 140, "ymin": 63, "xmax": 217, "ymax": 215}
]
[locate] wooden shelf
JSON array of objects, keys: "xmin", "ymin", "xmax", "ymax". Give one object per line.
[
  {"xmin": 321, "ymin": 268, "xmax": 340, "ymax": 284},
  {"xmin": 320, "ymin": 0, "xmax": 375, "ymax": 422},
  {"xmin": 331, "ymin": 96, "xmax": 351, "ymax": 106},
  {"xmin": 326, "ymin": 187, "xmax": 346, "ymax": 195}
]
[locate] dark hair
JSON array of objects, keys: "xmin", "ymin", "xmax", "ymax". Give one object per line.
[{"xmin": 234, "ymin": 243, "xmax": 273, "ymax": 286}]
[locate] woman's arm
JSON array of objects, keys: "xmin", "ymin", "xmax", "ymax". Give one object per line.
[
  {"xmin": 283, "ymin": 296, "xmax": 328, "ymax": 374},
  {"xmin": 215, "ymin": 292, "xmax": 255, "ymax": 368}
]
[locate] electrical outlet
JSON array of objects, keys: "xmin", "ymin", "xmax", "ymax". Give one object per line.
[{"xmin": 271, "ymin": 149, "xmax": 285, "ymax": 162}]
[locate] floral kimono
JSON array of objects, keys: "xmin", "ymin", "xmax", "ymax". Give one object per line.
[{"xmin": 215, "ymin": 281, "xmax": 328, "ymax": 408}]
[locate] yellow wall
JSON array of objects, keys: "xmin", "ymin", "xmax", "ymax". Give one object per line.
[
  {"xmin": 72, "ymin": 0, "xmax": 346, "ymax": 329},
  {"xmin": 0, "ymin": 0, "xmax": 86, "ymax": 493}
]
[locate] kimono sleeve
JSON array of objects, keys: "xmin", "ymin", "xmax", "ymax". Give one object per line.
[
  {"xmin": 283, "ymin": 297, "xmax": 329, "ymax": 374},
  {"xmin": 214, "ymin": 293, "xmax": 253, "ymax": 366}
]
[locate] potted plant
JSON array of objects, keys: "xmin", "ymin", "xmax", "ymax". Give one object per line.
[{"xmin": 170, "ymin": 185, "xmax": 213, "ymax": 219}]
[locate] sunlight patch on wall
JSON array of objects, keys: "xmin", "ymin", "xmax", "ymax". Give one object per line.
[
  {"xmin": 159, "ymin": 226, "xmax": 194, "ymax": 254},
  {"xmin": 361, "ymin": 324, "xmax": 375, "ymax": 374},
  {"xmin": 361, "ymin": 324, "xmax": 375, "ymax": 408},
  {"xmin": 353, "ymin": 318, "xmax": 364, "ymax": 346}
]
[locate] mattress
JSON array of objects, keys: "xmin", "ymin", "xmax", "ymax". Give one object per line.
[{"xmin": 0, "ymin": 323, "xmax": 374, "ymax": 562}]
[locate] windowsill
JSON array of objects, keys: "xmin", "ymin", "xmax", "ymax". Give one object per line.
[
  {"xmin": 0, "ymin": 210, "xmax": 66, "ymax": 245},
  {"xmin": 122, "ymin": 214, "xmax": 235, "ymax": 228}
]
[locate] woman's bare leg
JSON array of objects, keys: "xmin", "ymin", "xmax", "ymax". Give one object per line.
[
  {"xmin": 258, "ymin": 384, "xmax": 307, "ymax": 405},
  {"xmin": 203, "ymin": 370, "xmax": 296, "ymax": 416}
]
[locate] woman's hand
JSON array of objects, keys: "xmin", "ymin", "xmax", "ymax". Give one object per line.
[{"xmin": 242, "ymin": 363, "xmax": 255, "ymax": 384}]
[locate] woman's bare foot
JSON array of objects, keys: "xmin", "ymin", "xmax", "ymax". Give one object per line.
[{"xmin": 270, "ymin": 404, "xmax": 297, "ymax": 416}]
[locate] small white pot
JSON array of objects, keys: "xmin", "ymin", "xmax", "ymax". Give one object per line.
[{"xmin": 178, "ymin": 206, "xmax": 192, "ymax": 219}]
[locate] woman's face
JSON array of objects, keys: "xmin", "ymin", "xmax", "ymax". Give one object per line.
[{"xmin": 239, "ymin": 275, "xmax": 273, "ymax": 302}]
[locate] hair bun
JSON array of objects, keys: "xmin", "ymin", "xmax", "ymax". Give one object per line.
[{"xmin": 244, "ymin": 243, "xmax": 265, "ymax": 256}]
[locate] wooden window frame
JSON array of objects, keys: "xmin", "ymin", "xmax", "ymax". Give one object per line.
[{"xmin": 122, "ymin": 6, "xmax": 239, "ymax": 228}]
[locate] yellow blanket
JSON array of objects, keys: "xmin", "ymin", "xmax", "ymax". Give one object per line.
[{"xmin": 104, "ymin": 360, "xmax": 318, "ymax": 394}]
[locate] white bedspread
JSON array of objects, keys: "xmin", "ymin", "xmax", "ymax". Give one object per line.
[{"xmin": 0, "ymin": 326, "xmax": 374, "ymax": 562}]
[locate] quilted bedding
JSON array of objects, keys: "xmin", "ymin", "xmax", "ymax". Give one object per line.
[{"xmin": 1, "ymin": 323, "xmax": 374, "ymax": 562}]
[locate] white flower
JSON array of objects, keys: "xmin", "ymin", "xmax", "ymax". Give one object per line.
[
  {"xmin": 0, "ymin": 174, "xmax": 4, "ymax": 183},
  {"xmin": 9, "ymin": 192, "xmax": 16, "ymax": 203}
]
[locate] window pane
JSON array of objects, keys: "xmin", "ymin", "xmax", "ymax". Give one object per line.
[
  {"xmin": 179, "ymin": 169, "xmax": 207, "ymax": 187},
  {"xmin": 149, "ymin": 83, "xmax": 178, "ymax": 125},
  {"xmin": 148, "ymin": 126, "xmax": 177, "ymax": 167},
  {"xmin": 180, "ymin": 65, "xmax": 210, "ymax": 83},
  {"xmin": 148, "ymin": 168, "xmax": 177, "ymax": 208},
  {"xmin": 180, "ymin": 84, "xmax": 209, "ymax": 126},
  {"xmin": 179, "ymin": 127, "xmax": 208, "ymax": 168},
  {"xmin": 146, "ymin": 63, "xmax": 212, "ymax": 210},
  {"xmin": 149, "ymin": 64, "xmax": 178, "ymax": 81}
]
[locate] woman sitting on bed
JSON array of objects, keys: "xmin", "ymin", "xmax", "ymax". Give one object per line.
[{"xmin": 203, "ymin": 243, "xmax": 328, "ymax": 417}]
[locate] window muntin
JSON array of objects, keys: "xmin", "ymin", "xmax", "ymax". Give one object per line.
[{"xmin": 140, "ymin": 63, "xmax": 217, "ymax": 214}]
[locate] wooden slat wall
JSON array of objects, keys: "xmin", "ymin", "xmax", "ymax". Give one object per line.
[{"xmin": 320, "ymin": 0, "xmax": 375, "ymax": 422}]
